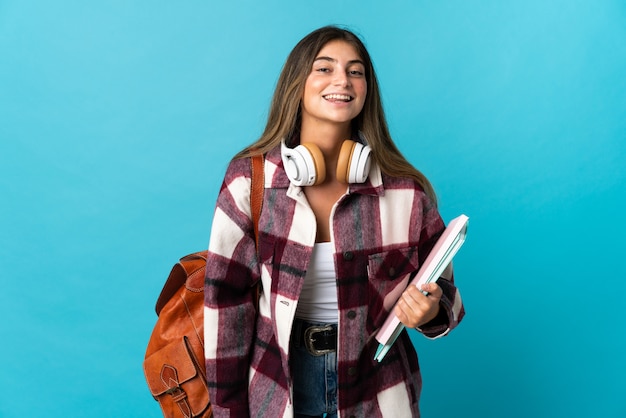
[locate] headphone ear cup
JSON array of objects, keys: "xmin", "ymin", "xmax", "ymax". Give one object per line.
[
  {"xmin": 336, "ymin": 140, "xmax": 356, "ymax": 184},
  {"xmin": 337, "ymin": 140, "xmax": 372, "ymax": 184},
  {"xmin": 350, "ymin": 142, "xmax": 372, "ymax": 183},
  {"xmin": 281, "ymin": 140, "xmax": 326, "ymax": 186},
  {"xmin": 300, "ymin": 142, "xmax": 326, "ymax": 185}
]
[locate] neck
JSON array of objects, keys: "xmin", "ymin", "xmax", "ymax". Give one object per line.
[{"xmin": 299, "ymin": 121, "xmax": 351, "ymax": 158}]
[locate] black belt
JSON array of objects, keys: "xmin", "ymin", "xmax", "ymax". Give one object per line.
[{"xmin": 293, "ymin": 319, "xmax": 337, "ymax": 356}]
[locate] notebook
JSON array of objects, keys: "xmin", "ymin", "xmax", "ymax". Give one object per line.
[{"xmin": 374, "ymin": 214, "xmax": 469, "ymax": 362}]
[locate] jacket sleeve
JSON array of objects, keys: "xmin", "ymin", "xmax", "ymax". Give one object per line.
[
  {"xmin": 415, "ymin": 195, "xmax": 465, "ymax": 339},
  {"xmin": 204, "ymin": 157, "xmax": 258, "ymax": 417}
]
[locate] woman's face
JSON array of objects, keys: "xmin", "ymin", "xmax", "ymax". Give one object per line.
[{"xmin": 300, "ymin": 40, "xmax": 367, "ymax": 131}]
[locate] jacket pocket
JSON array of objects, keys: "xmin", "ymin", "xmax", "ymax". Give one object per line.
[{"xmin": 367, "ymin": 246, "xmax": 420, "ymax": 326}]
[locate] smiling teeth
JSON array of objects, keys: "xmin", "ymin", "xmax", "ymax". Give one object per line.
[{"xmin": 324, "ymin": 94, "xmax": 352, "ymax": 101}]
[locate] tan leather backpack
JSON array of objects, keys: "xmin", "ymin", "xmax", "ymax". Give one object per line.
[{"xmin": 143, "ymin": 155, "xmax": 264, "ymax": 417}]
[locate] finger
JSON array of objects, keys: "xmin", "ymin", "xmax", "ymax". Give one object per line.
[
  {"xmin": 396, "ymin": 289, "xmax": 432, "ymax": 325},
  {"xmin": 402, "ymin": 286, "xmax": 429, "ymax": 308},
  {"xmin": 420, "ymin": 282, "xmax": 443, "ymax": 299},
  {"xmin": 394, "ymin": 297, "xmax": 420, "ymax": 328},
  {"xmin": 394, "ymin": 297, "xmax": 412, "ymax": 323}
]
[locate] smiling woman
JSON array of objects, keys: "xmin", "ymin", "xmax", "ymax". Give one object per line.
[
  {"xmin": 203, "ymin": 25, "xmax": 465, "ymax": 418},
  {"xmin": 2, "ymin": 0, "xmax": 625, "ymax": 416}
]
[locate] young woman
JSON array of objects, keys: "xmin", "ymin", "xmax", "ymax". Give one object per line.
[{"xmin": 204, "ymin": 25, "xmax": 465, "ymax": 418}]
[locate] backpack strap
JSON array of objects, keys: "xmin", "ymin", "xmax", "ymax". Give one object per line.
[
  {"xmin": 250, "ymin": 153, "xmax": 264, "ymax": 250},
  {"xmin": 250, "ymin": 154, "xmax": 264, "ymax": 308}
]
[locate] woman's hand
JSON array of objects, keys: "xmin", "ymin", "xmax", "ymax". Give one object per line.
[{"xmin": 393, "ymin": 282, "xmax": 443, "ymax": 328}]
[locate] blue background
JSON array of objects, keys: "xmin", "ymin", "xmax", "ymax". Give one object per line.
[{"xmin": 1, "ymin": 1, "xmax": 625, "ymax": 417}]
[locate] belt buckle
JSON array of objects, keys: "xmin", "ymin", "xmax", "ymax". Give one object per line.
[{"xmin": 304, "ymin": 324, "xmax": 335, "ymax": 356}]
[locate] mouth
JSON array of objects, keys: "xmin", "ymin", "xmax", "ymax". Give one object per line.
[{"xmin": 323, "ymin": 94, "xmax": 354, "ymax": 102}]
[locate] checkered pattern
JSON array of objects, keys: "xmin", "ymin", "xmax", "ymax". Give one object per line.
[{"xmin": 204, "ymin": 145, "xmax": 464, "ymax": 418}]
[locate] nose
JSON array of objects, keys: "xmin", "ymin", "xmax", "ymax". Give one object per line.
[{"xmin": 332, "ymin": 70, "xmax": 351, "ymax": 87}]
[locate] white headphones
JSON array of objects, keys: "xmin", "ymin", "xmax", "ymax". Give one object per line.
[{"xmin": 281, "ymin": 138, "xmax": 372, "ymax": 186}]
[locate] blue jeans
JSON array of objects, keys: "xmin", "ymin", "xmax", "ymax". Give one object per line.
[{"xmin": 290, "ymin": 320, "xmax": 338, "ymax": 418}]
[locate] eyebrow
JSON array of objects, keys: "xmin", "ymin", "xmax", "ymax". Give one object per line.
[{"xmin": 313, "ymin": 56, "xmax": 365, "ymax": 66}]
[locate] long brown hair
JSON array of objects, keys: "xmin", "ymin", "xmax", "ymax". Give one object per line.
[{"xmin": 235, "ymin": 25, "xmax": 436, "ymax": 204}]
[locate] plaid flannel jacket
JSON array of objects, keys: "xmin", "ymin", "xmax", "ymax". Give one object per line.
[{"xmin": 204, "ymin": 145, "xmax": 464, "ymax": 418}]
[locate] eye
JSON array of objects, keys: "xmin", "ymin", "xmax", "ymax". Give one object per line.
[
  {"xmin": 315, "ymin": 67, "xmax": 331, "ymax": 73},
  {"xmin": 347, "ymin": 65, "xmax": 365, "ymax": 77}
]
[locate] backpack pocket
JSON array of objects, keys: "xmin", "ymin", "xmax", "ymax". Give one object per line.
[{"xmin": 143, "ymin": 336, "xmax": 211, "ymax": 418}]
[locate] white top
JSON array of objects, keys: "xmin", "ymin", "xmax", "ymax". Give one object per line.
[{"xmin": 295, "ymin": 242, "xmax": 338, "ymax": 323}]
